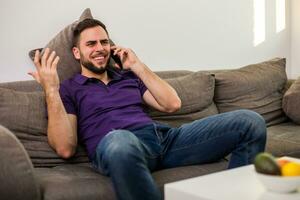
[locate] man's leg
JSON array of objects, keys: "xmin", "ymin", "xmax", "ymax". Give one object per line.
[
  {"xmin": 92, "ymin": 129, "xmax": 161, "ymax": 200},
  {"xmin": 160, "ymin": 109, "xmax": 267, "ymax": 169}
]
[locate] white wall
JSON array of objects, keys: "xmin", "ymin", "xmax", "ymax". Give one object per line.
[
  {"xmin": 0, "ymin": 0, "xmax": 291, "ymax": 83},
  {"xmin": 291, "ymin": 0, "xmax": 300, "ymax": 78}
]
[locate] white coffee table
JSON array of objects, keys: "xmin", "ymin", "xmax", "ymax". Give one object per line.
[{"xmin": 164, "ymin": 157, "xmax": 300, "ymax": 200}]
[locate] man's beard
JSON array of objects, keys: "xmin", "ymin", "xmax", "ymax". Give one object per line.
[{"xmin": 80, "ymin": 52, "xmax": 109, "ymax": 75}]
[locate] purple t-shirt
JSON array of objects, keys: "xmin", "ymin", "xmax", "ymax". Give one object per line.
[{"xmin": 59, "ymin": 68, "xmax": 153, "ymax": 159}]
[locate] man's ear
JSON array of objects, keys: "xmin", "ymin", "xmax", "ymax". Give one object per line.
[{"xmin": 72, "ymin": 46, "xmax": 80, "ymax": 60}]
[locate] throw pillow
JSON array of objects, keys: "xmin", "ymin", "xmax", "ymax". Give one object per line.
[
  {"xmin": 29, "ymin": 8, "xmax": 115, "ymax": 82},
  {"xmin": 0, "ymin": 88, "xmax": 88, "ymax": 166},
  {"xmin": 282, "ymin": 77, "xmax": 300, "ymax": 124},
  {"xmin": 147, "ymin": 71, "xmax": 219, "ymax": 127},
  {"xmin": 214, "ymin": 58, "xmax": 287, "ymax": 126}
]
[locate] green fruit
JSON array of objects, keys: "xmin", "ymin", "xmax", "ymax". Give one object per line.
[{"xmin": 254, "ymin": 152, "xmax": 281, "ymax": 175}]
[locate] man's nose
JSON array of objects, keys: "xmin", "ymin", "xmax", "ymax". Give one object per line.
[{"xmin": 95, "ymin": 42, "xmax": 104, "ymax": 51}]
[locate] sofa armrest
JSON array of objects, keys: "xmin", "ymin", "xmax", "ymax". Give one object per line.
[{"xmin": 0, "ymin": 125, "xmax": 40, "ymax": 200}]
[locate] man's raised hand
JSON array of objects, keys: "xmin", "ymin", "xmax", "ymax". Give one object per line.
[{"xmin": 28, "ymin": 48, "xmax": 60, "ymax": 93}]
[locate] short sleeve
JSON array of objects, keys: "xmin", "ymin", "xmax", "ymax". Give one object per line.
[
  {"xmin": 138, "ymin": 78, "xmax": 148, "ymax": 96},
  {"xmin": 59, "ymin": 83, "xmax": 77, "ymax": 115},
  {"xmin": 122, "ymin": 70, "xmax": 148, "ymax": 96}
]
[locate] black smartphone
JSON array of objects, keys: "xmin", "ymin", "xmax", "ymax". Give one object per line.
[{"xmin": 110, "ymin": 50, "xmax": 123, "ymax": 69}]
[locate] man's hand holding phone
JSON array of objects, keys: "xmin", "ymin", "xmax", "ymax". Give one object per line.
[{"xmin": 110, "ymin": 46, "xmax": 143, "ymax": 71}]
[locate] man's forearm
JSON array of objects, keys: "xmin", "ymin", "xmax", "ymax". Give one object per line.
[
  {"xmin": 131, "ymin": 62, "xmax": 181, "ymax": 111},
  {"xmin": 45, "ymin": 89, "xmax": 77, "ymax": 157}
]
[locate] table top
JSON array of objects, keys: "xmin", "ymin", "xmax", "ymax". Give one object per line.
[{"xmin": 164, "ymin": 157, "xmax": 300, "ymax": 200}]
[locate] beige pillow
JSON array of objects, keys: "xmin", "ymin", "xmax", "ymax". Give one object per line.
[
  {"xmin": 283, "ymin": 77, "xmax": 300, "ymax": 124},
  {"xmin": 0, "ymin": 88, "xmax": 88, "ymax": 166},
  {"xmin": 214, "ymin": 58, "xmax": 287, "ymax": 126},
  {"xmin": 29, "ymin": 8, "xmax": 115, "ymax": 82},
  {"xmin": 148, "ymin": 72, "xmax": 219, "ymax": 127},
  {"xmin": 33, "ymin": 8, "xmax": 93, "ymax": 82}
]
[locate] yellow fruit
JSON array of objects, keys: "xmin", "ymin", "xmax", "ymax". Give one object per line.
[
  {"xmin": 281, "ymin": 162, "xmax": 300, "ymax": 176},
  {"xmin": 277, "ymin": 159, "xmax": 291, "ymax": 168}
]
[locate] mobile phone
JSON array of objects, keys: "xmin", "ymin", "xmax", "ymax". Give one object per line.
[{"xmin": 111, "ymin": 50, "xmax": 123, "ymax": 69}]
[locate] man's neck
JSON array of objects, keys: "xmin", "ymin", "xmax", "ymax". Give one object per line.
[{"xmin": 81, "ymin": 67, "xmax": 110, "ymax": 85}]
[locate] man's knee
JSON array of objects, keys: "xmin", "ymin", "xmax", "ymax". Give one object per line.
[
  {"xmin": 233, "ymin": 109, "xmax": 265, "ymax": 126},
  {"xmin": 234, "ymin": 109, "xmax": 266, "ymax": 140},
  {"xmin": 101, "ymin": 130, "xmax": 143, "ymax": 162}
]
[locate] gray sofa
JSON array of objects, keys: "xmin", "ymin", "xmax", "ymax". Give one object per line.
[{"xmin": 1, "ymin": 58, "xmax": 300, "ymax": 200}]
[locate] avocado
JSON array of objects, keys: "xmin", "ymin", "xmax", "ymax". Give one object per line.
[{"xmin": 254, "ymin": 152, "xmax": 281, "ymax": 175}]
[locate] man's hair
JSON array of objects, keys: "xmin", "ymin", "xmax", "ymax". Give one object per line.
[{"xmin": 72, "ymin": 18, "xmax": 109, "ymax": 47}]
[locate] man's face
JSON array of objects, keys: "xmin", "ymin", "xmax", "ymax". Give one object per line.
[{"xmin": 73, "ymin": 26, "xmax": 111, "ymax": 74}]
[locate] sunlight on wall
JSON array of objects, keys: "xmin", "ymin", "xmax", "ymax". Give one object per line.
[
  {"xmin": 253, "ymin": 0, "xmax": 266, "ymax": 46},
  {"xmin": 276, "ymin": 0, "xmax": 286, "ymax": 33}
]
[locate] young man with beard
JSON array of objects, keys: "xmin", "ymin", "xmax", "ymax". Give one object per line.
[{"xmin": 29, "ymin": 19, "xmax": 267, "ymax": 200}]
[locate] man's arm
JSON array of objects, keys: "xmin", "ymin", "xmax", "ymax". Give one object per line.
[
  {"xmin": 134, "ymin": 63, "xmax": 181, "ymax": 113},
  {"xmin": 28, "ymin": 48, "xmax": 77, "ymax": 159},
  {"xmin": 112, "ymin": 46, "xmax": 181, "ymax": 113},
  {"xmin": 46, "ymin": 90, "xmax": 77, "ymax": 159}
]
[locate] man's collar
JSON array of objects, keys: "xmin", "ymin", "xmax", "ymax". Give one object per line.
[
  {"xmin": 73, "ymin": 74, "xmax": 88, "ymax": 85},
  {"xmin": 73, "ymin": 67, "xmax": 123, "ymax": 85}
]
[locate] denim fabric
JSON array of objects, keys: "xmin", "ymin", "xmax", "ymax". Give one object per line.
[{"xmin": 91, "ymin": 109, "xmax": 266, "ymax": 200}]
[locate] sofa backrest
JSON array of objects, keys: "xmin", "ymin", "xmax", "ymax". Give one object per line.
[
  {"xmin": 0, "ymin": 86, "xmax": 89, "ymax": 167},
  {"xmin": 214, "ymin": 58, "xmax": 288, "ymax": 126},
  {"xmin": 149, "ymin": 71, "xmax": 219, "ymax": 127},
  {"xmin": 0, "ymin": 58, "xmax": 289, "ymax": 167},
  {"xmin": 0, "ymin": 80, "xmax": 42, "ymax": 92}
]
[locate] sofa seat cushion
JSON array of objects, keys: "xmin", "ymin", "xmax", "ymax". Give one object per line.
[
  {"xmin": 147, "ymin": 71, "xmax": 219, "ymax": 127},
  {"xmin": 266, "ymin": 122, "xmax": 300, "ymax": 157},
  {"xmin": 214, "ymin": 58, "xmax": 287, "ymax": 126},
  {"xmin": 35, "ymin": 164, "xmax": 116, "ymax": 200},
  {"xmin": 34, "ymin": 160, "xmax": 227, "ymax": 200}
]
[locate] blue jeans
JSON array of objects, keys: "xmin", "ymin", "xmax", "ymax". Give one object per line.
[{"xmin": 91, "ymin": 110, "xmax": 266, "ymax": 200}]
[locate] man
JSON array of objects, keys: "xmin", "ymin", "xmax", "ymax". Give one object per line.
[{"xmin": 29, "ymin": 18, "xmax": 266, "ymax": 200}]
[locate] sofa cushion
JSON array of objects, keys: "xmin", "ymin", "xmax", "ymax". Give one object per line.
[
  {"xmin": 28, "ymin": 8, "xmax": 93, "ymax": 82},
  {"xmin": 34, "ymin": 164, "xmax": 116, "ymax": 200},
  {"xmin": 214, "ymin": 58, "xmax": 287, "ymax": 126},
  {"xmin": 155, "ymin": 70, "xmax": 193, "ymax": 79},
  {"xmin": 0, "ymin": 125, "xmax": 40, "ymax": 200},
  {"xmin": 0, "ymin": 88, "xmax": 47, "ymax": 135},
  {"xmin": 29, "ymin": 8, "xmax": 118, "ymax": 82},
  {"xmin": 34, "ymin": 160, "xmax": 227, "ymax": 200},
  {"xmin": 266, "ymin": 122, "xmax": 300, "ymax": 157},
  {"xmin": 282, "ymin": 77, "xmax": 300, "ymax": 124},
  {"xmin": 147, "ymin": 71, "xmax": 219, "ymax": 127},
  {"xmin": 0, "ymin": 80, "xmax": 42, "ymax": 92},
  {"xmin": 0, "ymin": 88, "xmax": 89, "ymax": 167}
]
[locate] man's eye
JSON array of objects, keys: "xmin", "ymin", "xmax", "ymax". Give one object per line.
[
  {"xmin": 87, "ymin": 42, "xmax": 96, "ymax": 46},
  {"xmin": 101, "ymin": 40, "xmax": 109, "ymax": 45}
]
